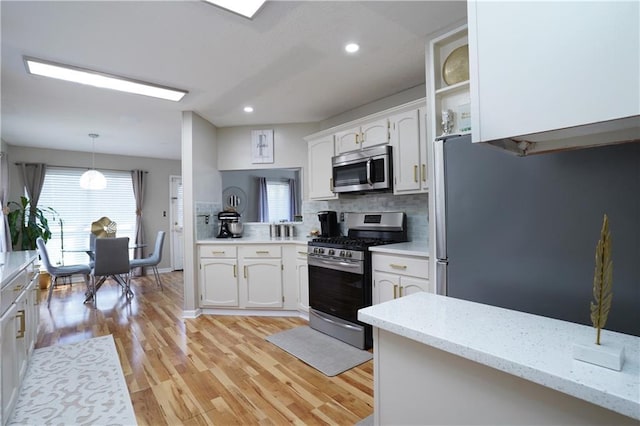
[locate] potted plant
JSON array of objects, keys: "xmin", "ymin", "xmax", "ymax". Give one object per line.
[{"xmin": 7, "ymin": 196, "xmax": 57, "ymax": 250}]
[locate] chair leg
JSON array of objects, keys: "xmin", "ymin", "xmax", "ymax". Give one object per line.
[
  {"xmin": 152, "ymin": 266, "xmax": 163, "ymax": 290},
  {"xmin": 47, "ymin": 276, "xmax": 57, "ymax": 307}
]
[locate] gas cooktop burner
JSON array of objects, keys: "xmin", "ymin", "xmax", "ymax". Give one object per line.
[{"xmin": 309, "ymin": 236, "xmax": 392, "ymax": 250}]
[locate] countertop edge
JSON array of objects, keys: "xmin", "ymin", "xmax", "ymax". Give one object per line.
[
  {"xmin": 197, "ymin": 238, "xmax": 311, "ymax": 245},
  {"xmin": 358, "ymin": 294, "xmax": 640, "ymax": 420},
  {"xmin": 0, "ymin": 251, "xmax": 39, "ymax": 288}
]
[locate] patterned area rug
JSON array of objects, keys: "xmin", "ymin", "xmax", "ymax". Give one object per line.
[{"xmin": 9, "ymin": 335, "xmax": 136, "ymax": 425}]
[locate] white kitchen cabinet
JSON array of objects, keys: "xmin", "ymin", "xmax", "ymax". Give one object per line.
[
  {"xmin": 0, "ymin": 303, "xmax": 18, "ymax": 426},
  {"xmin": 335, "ymin": 118, "xmax": 389, "ymax": 154},
  {"xmin": 307, "ymin": 135, "xmax": 338, "ymax": 200},
  {"xmin": 240, "ymin": 245, "xmax": 282, "ymax": 309},
  {"xmin": 199, "ymin": 245, "xmax": 239, "ymax": 307},
  {"xmin": 295, "ymin": 247, "xmax": 309, "ymax": 312},
  {"xmin": 390, "ymin": 108, "xmax": 429, "ymax": 194},
  {"xmin": 467, "ymin": 1, "xmax": 639, "ymax": 155},
  {"xmin": 372, "ymin": 252, "xmax": 430, "ymax": 305}
]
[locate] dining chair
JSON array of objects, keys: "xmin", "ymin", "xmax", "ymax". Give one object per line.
[
  {"xmin": 36, "ymin": 237, "xmax": 91, "ymax": 307},
  {"xmin": 90, "ymin": 236, "xmax": 131, "ymax": 304},
  {"xmin": 130, "ymin": 231, "xmax": 165, "ymax": 290}
]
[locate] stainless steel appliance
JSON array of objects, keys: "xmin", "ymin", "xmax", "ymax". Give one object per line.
[
  {"xmin": 216, "ymin": 211, "xmax": 242, "ymax": 238},
  {"xmin": 332, "ymin": 145, "xmax": 393, "ymax": 193},
  {"xmin": 308, "ymin": 212, "xmax": 407, "ymax": 349},
  {"xmin": 317, "ymin": 211, "xmax": 340, "ymax": 237},
  {"xmin": 434, "ymin": 134, "xmax": 639, "ymax": 336}
]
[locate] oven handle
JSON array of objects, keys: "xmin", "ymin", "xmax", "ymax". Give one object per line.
[
  {"xmin": 311, "ymin": 309, "xmax": 363, "ymax": 331},
  {"xmin": 366, "ymin": 157, "xmax": 373, "ymax": 186},
  {"xmin": 318, "ymin": 259, "xmax": 360, "ymax": 268}
]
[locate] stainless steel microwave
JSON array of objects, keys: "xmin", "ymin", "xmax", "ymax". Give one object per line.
[{"xmin": 331, "ymin": 145, "xmax": 393, "ymax": 193}]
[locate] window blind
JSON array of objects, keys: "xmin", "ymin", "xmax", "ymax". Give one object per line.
[
  {"xmin": 266, "ymin": 180, "xmax": 291, "ymax": 222},
  {"xmin": 38, "ymin": 167, "xmax": 136, "ymax": 265}
]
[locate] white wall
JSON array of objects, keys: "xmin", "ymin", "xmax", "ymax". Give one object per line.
[
  {"xmin": 5, "ymin": 144, "xmax": 180, "ymax": 270},
  {"xmin": 182, "ymin": 111, "xmax": 220, "ymax": 314},
  {"xmin": 216, "ymin": 122, "xmax": 318, "ymax": 200}
]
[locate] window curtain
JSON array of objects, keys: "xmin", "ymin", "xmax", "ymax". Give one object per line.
[
  {"xmin": 288, "ymin": 178, "xmax": 298, "ymax": 220},
  {"xmin": 257, "ymin": 177, "xmax": 269, "ymax": 222},
  {"xmin": 0, "ymin": 153, "xmax": 11, "ymax": 252},
  {"xmin": 131, "ymin": 170, "xmax": 146, "ymax": 276},
  {"xmin": 20, "ymin": 163, "xmax": 47, "ymax": 224}
]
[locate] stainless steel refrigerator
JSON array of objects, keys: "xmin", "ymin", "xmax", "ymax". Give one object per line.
[{"xmin": 434, "ymin": 135, "xmax": 639, "ymax": 336}]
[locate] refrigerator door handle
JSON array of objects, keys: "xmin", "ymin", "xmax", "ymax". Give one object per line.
[
  {"xmin": 436, "ymin": 260, "xmax": 448, "ymax": 296},
  {"xmin": 434, "ymin": 139, "xmax": 447, "ymax": 260}
]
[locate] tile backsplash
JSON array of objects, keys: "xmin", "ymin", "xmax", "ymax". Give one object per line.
[{"xmin": 196, "ymin": 193, "xmax": 428, "ymax": 244}]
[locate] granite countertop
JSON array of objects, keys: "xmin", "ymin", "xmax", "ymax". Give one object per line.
[
  {"xmin": 358, "ymin": 292, "xmax": 640, "ymax": 420},
  {"xmin": 0, "ymin": 250, "xmax": 38, "ymax": 288},
  {"xmin": 369, "ymin": 241, "xmax": 428, "ymax": 257}
]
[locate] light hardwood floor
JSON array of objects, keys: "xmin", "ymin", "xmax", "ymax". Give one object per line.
[{"xmin": 37, "ymin": 272, "xmax": 374, "ymax": 425}]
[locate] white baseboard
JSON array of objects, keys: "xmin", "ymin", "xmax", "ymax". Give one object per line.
[{"xmin": 182, "ymin": 309, "xmax": 202, "ymax": 319}]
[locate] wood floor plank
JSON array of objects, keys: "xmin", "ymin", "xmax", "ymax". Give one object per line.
[{"xmin": 37, "ymin": 272, "xmax": 374, "ymax": 425}]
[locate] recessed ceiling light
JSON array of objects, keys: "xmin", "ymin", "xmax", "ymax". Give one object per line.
[
  {"xmin": 345, "ymin": 43, "xmax": 360, "ymax": 54},
  {"xmin": 244, "ymin": 106, "xmax": 254, "ymax": 113},
  {"xmin": 24, "ymin": 57, "xmax": 188, "ymax": 102},
  {"xmin": 203, "ymin": 0, "xmax": 267, "ymax": 19}
]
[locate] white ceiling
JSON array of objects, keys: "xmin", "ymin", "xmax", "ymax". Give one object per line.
[{"xmin": 1, "ymin": 1, "xmax": 466, "ymax": 160}]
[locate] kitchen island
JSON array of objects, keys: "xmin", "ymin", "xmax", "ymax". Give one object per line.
[{"xmin": 358, "ymin": 292, "xmax": 639, "ymax": 425}]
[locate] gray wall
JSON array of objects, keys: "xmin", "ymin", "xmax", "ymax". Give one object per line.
[{"xmin": 5, "ymin": 144, "xmax": 181, "ymax": 270}]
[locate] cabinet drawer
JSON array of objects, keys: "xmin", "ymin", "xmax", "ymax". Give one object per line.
[
  {"xmin": 372, "ymin": 253, "xmax": 428, "ymax": 278},
  {"xmin": 199, "ymin": 245, "xmax": 237, "ymax": 258},
  {"xmin": 241, "ymin": 245, "xmax": 281, "ymax": 259},
  {"xmin": 1, "ymin": 270, "xmax": 27, "ymax": 316}
]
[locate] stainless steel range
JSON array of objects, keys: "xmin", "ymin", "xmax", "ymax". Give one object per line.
[{"xmin": 307, "ymin": 212, "xmax": 407, "ymax": 349}]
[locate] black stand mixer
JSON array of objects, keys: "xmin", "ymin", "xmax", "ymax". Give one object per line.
[{"xmin": 216, "ymin": 211, "xmax": 242, "ymax": 238}]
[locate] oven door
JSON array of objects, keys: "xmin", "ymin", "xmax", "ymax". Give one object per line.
[{"xmin": 308, "ymin": 256, "xmax": 365, "ymax": 323}]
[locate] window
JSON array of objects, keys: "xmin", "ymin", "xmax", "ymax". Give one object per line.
[
  {"xmin": 37, "ymin": 167, "xmax": 136, "ymax": 265},
  {"xmin": 266, "ymin": 180, "xmax": 291, "ymax": 222}
]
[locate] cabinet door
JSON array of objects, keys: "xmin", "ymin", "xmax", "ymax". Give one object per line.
[
  {"xmin": 295, "ymin": 256, "xmax": 309, "ymax": 312},
  {"xmin": 468, "ymin": 1, "xmax": 639, "ymax": 143},
  {"xmin": 1, "ymin": 303, "xmax": 19, "ymax": 426},
  {"xmin": 200, "ymin": 258, "xmax": 239, "ymax": 307},
  {"xmin": 308, "ymin": 136, "xmax": 338, "ymax": 200},
  {"xmin": 335, "ymin": 126, "xmax": 361, "ymax": 154},
  {"xmin": 14, "ymin": 290, "xmax": 29, "ymax": 382},
  {"xmin": 373, "ymin": 271, "xmax": 399, "ymax": 305},
  {"xmin": 390, "ymin": 109, "xmax": 422, "ymax": 194},
  {"xmin": 400, "ymin": 276, "xmax": 430, "ymax": 297},
  {"xmin": 360, "ymin": 118, "xmax": 389, "ymax": 149},
  {"xmin": 243, "ymin": 259, "xmax": 283, "ymax": 308}
]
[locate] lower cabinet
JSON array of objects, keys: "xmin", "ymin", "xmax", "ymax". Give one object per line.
[
  {"xmin": 295, "ymin": 245, "xmax": 309, "ymax": 312},
  {"xmin": 199, "ymin": 245, "xmax": 239, "ymax": 307},
  {"xmin": 240, "ymin": 245, "xmax": 283, "ymax": 308},
  {"xmin": 372, "ymin": 252, "xmax": 430, "ymax": 305},
  {"xmin": 1, "ymin": 254, "xmax": 38, "ymax": 426}
]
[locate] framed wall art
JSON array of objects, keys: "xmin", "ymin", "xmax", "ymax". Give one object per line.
[{"xmin": 251, "ymin": 129, "xmax": 274, "ymax": 164}]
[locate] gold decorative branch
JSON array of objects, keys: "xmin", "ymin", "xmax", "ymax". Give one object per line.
[{"xmin": 590, "ymin": 214, "xmax": 613, "ymax": 345}]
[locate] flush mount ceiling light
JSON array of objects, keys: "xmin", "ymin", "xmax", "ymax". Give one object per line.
[
  {"xmin": 24, "ymin": 57, "xmax": 188, "ymax": 102},
  {"xmin": 80, "ymin": 133, "xmax": 107, "ymax": 190},
  {"xmin": 243, "ymin": 106, "xmax": 254, "ymax": 113},
  {"xmin": 345, "ymin": 43, "xmax": 360, "ymax": 54},
  {"xmin": 203, "ymin": 0, "xmax": 267, "ymax": 18}
]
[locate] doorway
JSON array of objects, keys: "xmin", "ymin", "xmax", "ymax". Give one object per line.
[{"xmin": 170, "ymin": 175, "xmax": 184, "ymax": 271}]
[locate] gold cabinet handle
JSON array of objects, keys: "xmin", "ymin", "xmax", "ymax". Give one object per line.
[
  {"xmin": 422, "ymin": 164, "xmax": 426, "ymax": 182},
  {"xmin": 329, "ymin": 178, "xmax": 334, "ymax": 191},
  {"xmin": 211, "ymin": 250, "xmax": 225, "ymax": 255},
  {"xmin": 355, "ymin": 134, "xmax": 359, "ymax": 144},
  {"xmin": 255, "ymin": 250, "xmax": 270, "ymax": 254},
  {"xmin": 414, "ymin": 165, "xmax": 418, "ymax": 182},
  {"xmin": 13, "ymin": 285, "xmax": 24, "ymax": 292},
  {"xmin": 393, "ymin": 284, "xmax": 398, "ymax": 299},
  {"xmin": 16, "ymin": 310, "xmax": 26, "ymax": 339},
  {"xmin": 233, "ymin": 264, "xmax": 237, "ymax": 278},
  {"xmin": 399, "ymin": 286, "xmax": 403, "ymax": 297},
  {"xmin": 390, "ymin": 263, "xmax": 407, "ymax": 270},
  {"xmin": 361, "ymin": 132, "xmax": 365, "ymax": 143},
  {"xmin": 244, "ymin": 265, "xmax": 247, "ymax": 279},
  {"xmin": 297, "ymin": 251, "xmax": 307, "ymax": 256}
]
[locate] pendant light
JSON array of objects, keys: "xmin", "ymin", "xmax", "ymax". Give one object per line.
[{"xmin": 80, "ymin": 133, "xmax": 107, "ymax": 190}]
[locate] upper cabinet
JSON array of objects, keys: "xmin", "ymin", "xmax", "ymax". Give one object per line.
[
  {"xmin": 389, "ymin": 108, "xmax": 428, "ymax": 194},
  {"xmin": 307, "ymin": 135, "xmax": 338, "ymax": 200},
  {"xmin": 335, "ymin": 118, "xmax": 389, "ymax": 154},
  {"xmin": 467, "ymin": 1, "xmax": 639, "ymax": 156}
]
